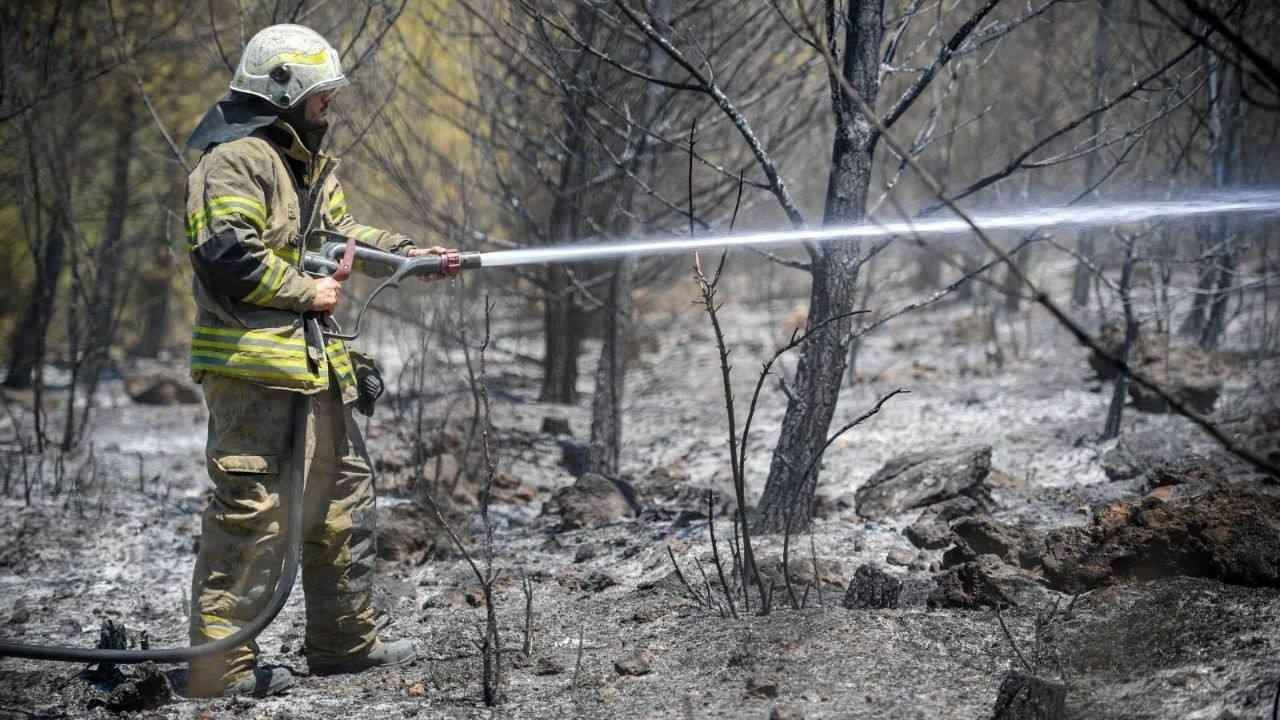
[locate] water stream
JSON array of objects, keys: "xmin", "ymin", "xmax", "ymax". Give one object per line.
[{"xmin": 476, "ymin": 190, "xmax": 1280, "ymax": 268}]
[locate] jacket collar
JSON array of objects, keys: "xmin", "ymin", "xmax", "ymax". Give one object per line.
[
  {"xmin": 187, "ymin": 92, "xmax": 281, "ymax": 152},
  {"xmin": 262, "ymin": 119, "xmax": 332, "ymax": 185}
]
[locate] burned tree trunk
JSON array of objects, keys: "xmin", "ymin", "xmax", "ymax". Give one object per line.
[
  {"xmin": 5, "ymin": 109, "xmax": 73, "ymax": 392},
  {"xmin": 1198, "ymin": 56, "xmax": 1242, "ymax": 351},
  {"xmin": 538, "ymin": 5, "xmax": 597, "ymax": 405},
  {"xmin": 587, "ymin": 259, "xmax": 637, "ymax": 477},
  {"xmin": 1072, "ymin": 0, "xmax": 1110, "ymax": 307},
  {"xmin": 83, "ymin": 93, "xmax": 136, "ymax": 380},
  {"xmin": 4, "ymin": 223, "xmax": 66, "ymax": 389},
  {"xmin": 540, "ymin": 265, "xmax": 586, "ymax": 404},
  {"xmin": 757, "ymin": 0, "xmax": 882, "ymax": 533},
  {"xmin": 1180, "ymin": 224, "xmax": 1215, "ymax": 339},
  {"xmin": 586, "ymin": 0, "xmax": 670, "ymax": 477},
  {"xmin": 1100, "ymin": 233, "xmax": 1137, "ymax": 441}
]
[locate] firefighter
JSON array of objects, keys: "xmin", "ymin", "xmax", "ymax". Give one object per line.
[{"xmin": 183, "ymin": 23, "xmax": 439, "ymax": 697}]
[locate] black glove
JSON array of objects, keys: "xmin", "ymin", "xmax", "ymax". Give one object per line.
[{"xmin": 348, "ymin": 348, "xmax": 384, "ymax": 417}]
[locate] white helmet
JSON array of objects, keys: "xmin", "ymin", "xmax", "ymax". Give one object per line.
[{"xmin": 230, "ymin": 24, "xmax": 348, "ymax": 109}]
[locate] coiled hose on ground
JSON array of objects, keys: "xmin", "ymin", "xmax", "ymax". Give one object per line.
[{"xmin": 0, "ymin": 394, "xmax": 311, "ymax": 664}]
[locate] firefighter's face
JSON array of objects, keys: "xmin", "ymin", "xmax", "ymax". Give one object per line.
[{"xmin": 304, "ymin": 90, "xmax": 333, "ymax": 127}]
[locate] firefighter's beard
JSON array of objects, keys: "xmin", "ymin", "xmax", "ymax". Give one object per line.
[
  {"xmin": 301, "ymin": 120, "xmax": 328, "ymax": 155},
  {"xmin": 282, "ymin": 106, "xmax": 328, "ymax": 154}
]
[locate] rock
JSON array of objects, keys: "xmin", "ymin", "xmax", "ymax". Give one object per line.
[
  {"xmin": 583, "ymin": 570, "xmax": 620, "ymax": 592},
  {"xmin": 614, "ymin": 650, "xmax": 653, "ymax": 676},
  {"xmin": 946, "ymin": 517, "xmax": 1043, "ymax": 569},
  {"xmin": 990, "ymin": 670, "xmax": 1065, "ymax": 720},
  {"xmin": 768, "ymin": 556, "xmax": 847, "ymax": 593},
  {"xmin": 1039, "ymin": 488, "xmax": 1280, "ymax": 593},
  {"xmin": 491, "ymin": 473, "xmax": 537, "ymax": 504},
  {"xmin": 575, "ymin": 542, "xmax": 607, "ymax": 563},
  {"xmin": 747, "ymin": 674, "xmax": 779, "ymax": 699},
  {"xmin": 842, "ymin": 564, "xmax": 902, "ymax": 610},
  {"xmin": 905, "ymin": 496, "xmax": 986, "ymax": 549},
  {"xmin": 631, "ymin": 462, "xmax": 691, "ymax": 504},
  {"xmin": 1088, "ymin": 327, "xmax": 1221, "ymax": 415},
  {"xmin": 124, "ymin": 369, "xmax": 201, "ymax": 405},
  {"xmin": 1128, "ymin": 346, "xmax": 1221, "ymax": 415},
  {"xmin": 541, "ymin": 416, "xmax": 571, "ymax": 435},
  {"xmin": 105, "ymin": 662, "xmax": 173, "ymax": 712},
  {"xmin": 542, "ymin": 473, "xmax": 640, "ymax": 530},
  {"xmin": 632, "ymin": 605, "xmax": 659, "ymax": 623},
  {"xmin": 813, "ymin": 492, "xmax": 857, "ymax": 520},
  {"xmin": 668, "ymin": 476, "xmax": 737, "ymax": 515},
  {"xmin": 376, "ymin": 502, "xmax": 447, "ymax": 563},
  {"xmin": 8, "ymin": 608, "xmax": 29, "ymax": 624},
  {"xmin": 856, "ymin": 446, "xmax": 992, "ymax": 519},
  {"xmin": 754, "ymin": 552, "xmax": 846, "ymax": 594},
  {"xmin": 885, "ymin": 548, "xmax": 914, "ymax": 567},
  {"xmin": 770, "ymin": 706, "xmax": 805, "ymax": 720},
  {"xmin": 1088, "ymin": 322, "xmax": 1155, "ymax": 381},
  {"xmin": 928, "ymin": 554, "xmax": 1047, "ymax": 609},
  {"xmin": 1147, "ymin": 454, "xmax": 1224, "ymax": 488},
  {"xmin": 1101, "ymin": 430, "xmax": 1185, "ymax": 481},
  {"xmin": 533, "ymin": 657, "xmax": 565, "ymax": 676}
]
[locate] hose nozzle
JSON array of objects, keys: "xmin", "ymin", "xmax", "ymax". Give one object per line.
[{"xmin": 441, "ymin": 249, "xmax": 483, "ymax": 277}]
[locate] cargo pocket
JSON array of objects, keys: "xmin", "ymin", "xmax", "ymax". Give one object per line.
[{"xmin": 213, "ymin": 453, "xmax": 280, "ymax": 475}]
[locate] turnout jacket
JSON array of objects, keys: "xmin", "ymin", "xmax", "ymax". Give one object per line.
[{"xmin": 185, "ymin": 119, "xmax": 411, "ymax": 401}]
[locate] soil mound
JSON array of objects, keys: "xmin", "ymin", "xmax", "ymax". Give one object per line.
[{"xmin": 1040, "ymin": 488, "xmax": 1280, "ymax": 593}]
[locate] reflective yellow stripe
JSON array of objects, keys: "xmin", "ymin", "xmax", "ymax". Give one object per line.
[
  {"xmin": 325, "ymin": 341, "xmax": 356, "ymax": 390},
  {"xmin": 189, "ymin": 325, "xmax": 327, "ymax": 388},
  {"xmin": 247, "ymin": 48, "xmax": 329, "ymax": 73},
  {"xmin": 274, "ymin": 245, "xmax": 300, "ymax": 264},
  {"xmin": 186, "ymin": 196, "xmax": 268, "ymax": 245},
  {"xmin": 192, "ymin": 337, "xmax": 303, "ymax": 357},
  {"xmin": 195, "ymin": 614, "xmax": 242, "ymax": 641},
  {"xmin": 354, "ymin": 226, "xmax": 380, "ymax": 243},
  {"xmin": 328, "ymin": 190, "xmax": 347, "ymax": 216},
  {"xmin": 186, "ymin": 198, "xmax": 268, "ymax": 231},
  {"xmin": 190, "ymin": 355, "xmax": 323, "ymax": 385},
  {"xmin": 193, "ymin": 325, "xmax": 306, "ymax": 347},
  {"xmin": 190, "ymin": 352, "xmax": 311, "ymax": 374},
  {"xmin": 243, "ymin": 255, "xmax": 289, "ymax": 304}
]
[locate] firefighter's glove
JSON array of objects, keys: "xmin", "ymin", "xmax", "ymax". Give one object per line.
[{"xmin": 348, "ymin": 349, "xmax": 385, "ymax": 417}]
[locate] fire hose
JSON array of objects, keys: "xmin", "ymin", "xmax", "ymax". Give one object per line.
[
  {"xmin": 0, "ymin": 237, "xmax": 477, "ymax": 664},
  {"xmin": 0, "ymin": 393, "xmax": 310, "ymax": 663}
]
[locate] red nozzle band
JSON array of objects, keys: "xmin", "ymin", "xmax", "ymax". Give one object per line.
[{"xmin": 443, "ymin": 248, "xmax": 461, "ymax": 277}]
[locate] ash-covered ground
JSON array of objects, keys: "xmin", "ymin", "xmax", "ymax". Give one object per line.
[{"xmin": 1, "ymin": 268, "xmax": 1278, "ymax": 720}]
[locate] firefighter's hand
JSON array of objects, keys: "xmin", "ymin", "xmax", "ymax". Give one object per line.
[
  {"xmin": 311, "ymin": 276, "xmax": 342, "ymax": 312},
  {"xmin": 406, "ymin": 246, "xmax": 450, "ymax": 282}
]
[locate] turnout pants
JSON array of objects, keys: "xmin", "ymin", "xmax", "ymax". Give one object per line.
[{"xmin": 187, "ymin": 373, "xmax": 378, "ymax": 696}]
